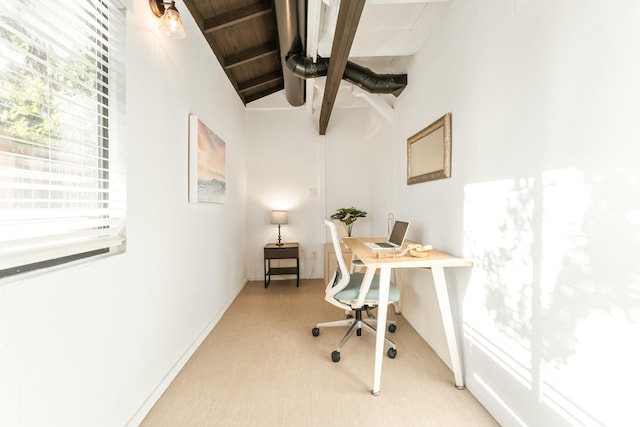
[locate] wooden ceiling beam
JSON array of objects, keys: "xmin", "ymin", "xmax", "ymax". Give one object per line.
[
  {"xmin": 318, "ymin": 0, "xmax": 366, "ymax": 135},
  {"xmin": 243, "ymin": 86, "xmax": 284, "ymax": 104},
  {"xmin": 203, "ymin": 3, "xmax": 272, "ymax": 33},
  {"xmin": 224, "ymin": 42, "xmax": 279, "ymax": 70},
  {"xmin": 237, "ymin": 71, "xmax": 283, "ymax": 94}
]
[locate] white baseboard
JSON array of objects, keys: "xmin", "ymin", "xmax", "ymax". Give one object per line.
[{"xmin": 124, "ymin": 277, "xmax": 248, "ymax": 426}]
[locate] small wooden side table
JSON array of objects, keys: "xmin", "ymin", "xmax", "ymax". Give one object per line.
[{"xmin": 263, "ymin": 242, "xmax": 299, "ymax": 288}]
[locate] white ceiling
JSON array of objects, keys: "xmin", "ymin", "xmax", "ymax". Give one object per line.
[{"xmin": 247, "ymin": 0, "xmax": 451, "ymax": 117}]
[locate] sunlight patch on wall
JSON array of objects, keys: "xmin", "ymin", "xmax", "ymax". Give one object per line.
[
  {"xmin": 540, "ymin": 309, "xmax": 639, "ymax": 426},
  {"xmin": 537, "ymin": 168, "xmax": 594, "ymax": 424},
  {"xmin": 464, "ymin": 324, "xmax": 533, "ymax": 389},
  {"xmin": 538, "ymin": 168, "xmax": 627, "ymax": 426},
  {"xmin": 462, "ymin": 167, "xmax": 639, "ymax": 426},
  {"xmin": 473, "ymin": 373, "xmax": 528, "ymax": 427},
  {"xmin": 463, "ymin": 177, "xmax": 535, "ymax": 388},
  {"xmin": 540, "ymin": 169, "xmax": 592, "ymax": 308}
]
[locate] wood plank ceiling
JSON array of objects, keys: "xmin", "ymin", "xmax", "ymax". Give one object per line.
[
  {"xmin": 182, "ymin": 0, "xmax": 367, "ymax": 134},
  {"xmin": 183, "ymin": 0, "xmax": 284, "ymax": 105},
  {"xmin": 180, "ymin": 0, "xmax": 448, "ymax": 134}
]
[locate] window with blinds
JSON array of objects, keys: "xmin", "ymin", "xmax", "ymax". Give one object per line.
[{"xmin": 0, "ymin": 0, "xmax": 126, "ymax": 278}]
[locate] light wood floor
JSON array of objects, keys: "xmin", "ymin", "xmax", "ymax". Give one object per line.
[{"xmin": 141, "ymin": 279, "xmax": 499, "ymax": 427}]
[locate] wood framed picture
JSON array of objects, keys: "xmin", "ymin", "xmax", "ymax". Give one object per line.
[{"xmin": 407, "ymin": 113, "xmax": 452, "ymax": 184}]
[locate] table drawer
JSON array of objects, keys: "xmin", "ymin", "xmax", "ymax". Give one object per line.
[{"xmin": 264, "ymin": 247, "xmax": 298, "ymax": 259}]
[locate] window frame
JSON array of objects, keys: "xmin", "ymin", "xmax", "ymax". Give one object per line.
[{"xmin": 0, "ymin": 0, "xmax": 127, "ymax": 279}]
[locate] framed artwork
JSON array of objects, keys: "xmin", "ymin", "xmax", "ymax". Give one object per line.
[
  {"xmin": 189, "ymin": 114, "xmax": 226, "ymax": 203},
  {"xmin": 407, "ymin": 112, "xmax": 452, "ymax": 184}
]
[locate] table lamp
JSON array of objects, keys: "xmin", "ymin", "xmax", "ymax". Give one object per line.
[{"xmin": 271, "ymin": 210, "xmax": 288, "ymax": 246}]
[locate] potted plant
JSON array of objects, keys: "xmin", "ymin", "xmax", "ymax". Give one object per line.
[{"xmin": 331, "ymin": 207, "xmax": 367, "ymax": 236}]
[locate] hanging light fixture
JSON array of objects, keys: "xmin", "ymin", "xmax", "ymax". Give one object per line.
[{"xmin": 149, "ymin": 0, "xmax": 186, "ymax": 39}]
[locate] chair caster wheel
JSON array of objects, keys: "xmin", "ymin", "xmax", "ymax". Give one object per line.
[
  {"xmin": 388, "ymin": 324, "xmax": 397, "ymax": 333},
  {"xmin": 312, "ymin": 327, "xmax": 320, "ymax": 337},
  {"xmin": 357, "ymin": 328, "xmax": 362, "ymax": 336},
  {"xmin": 331, "ymin": 351, "xmax": 341, "ymax": 362},
  {"xmin": 387, "ymin": 348, "xmax": 397, "ymax": 359}
]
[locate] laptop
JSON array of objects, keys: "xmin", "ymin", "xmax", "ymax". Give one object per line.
[{"xmin": 364, "ymin": 220, "xmax": 410, "ymax": 250}]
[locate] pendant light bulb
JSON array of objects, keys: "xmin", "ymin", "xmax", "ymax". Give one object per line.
[{"xmin": 156, "ymin": 1, "xmax": 186, "ymax": 39}]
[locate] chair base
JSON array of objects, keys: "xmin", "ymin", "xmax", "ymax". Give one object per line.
[{"xmin": 313, "ymin": 306, "xmax": 397, "ymax": 359}]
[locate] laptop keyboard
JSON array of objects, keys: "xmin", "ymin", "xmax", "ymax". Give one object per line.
[{"xmin": 376, "ymin": 242, "xmax": 394, "ymax": 248}]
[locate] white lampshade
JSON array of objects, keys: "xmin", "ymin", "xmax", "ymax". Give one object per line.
[{"xmin": 271, "ymin": 210, "xmax": 289, "ymax": 225}]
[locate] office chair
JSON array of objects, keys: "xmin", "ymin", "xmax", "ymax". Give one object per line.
[
  {"xmin": 350, "ymin": 236, "xmax": 402, "ymax": 314},
  {"xmin": 312, "ymin": 219, "xmax": 399, "ymax": 362}
]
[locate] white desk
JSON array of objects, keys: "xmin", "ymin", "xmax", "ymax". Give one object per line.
[{"xmin": 343, "ymin": 237, "xmax": 472, "ymax": 395}]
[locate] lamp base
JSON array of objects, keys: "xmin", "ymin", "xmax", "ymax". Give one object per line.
[{"xmin": 276, "ymin": 224, "xmax": 283, "ymax": 246}]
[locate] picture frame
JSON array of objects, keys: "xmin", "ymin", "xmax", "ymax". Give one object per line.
[
  {"xmin": 189, "ymin": 114, "xmax": 226, "ymax": 204},
  {"xmin": 407, "ymin": 112, "xmax": 452, "ymax": 185}
]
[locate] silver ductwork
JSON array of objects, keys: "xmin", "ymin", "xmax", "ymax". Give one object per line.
[
  {"xmin": 286, "ymin": 54, "xmax": 408, "ymax": 97},
  {"xmin": 273, "ymin": 0, "xmax": 306, "ymax": 106},
  {"xmin": 342, "ymin": 61, "xmax": 408, "ymax": 97},
  {"xmin": 285, "ymin": 54, "xmax": 329, "ymax": 79},
  {"xmin": 274, "ymin": 0, "xmax": 408, "ymax": 105}
]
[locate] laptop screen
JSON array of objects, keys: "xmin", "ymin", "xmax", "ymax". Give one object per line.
[{"xmin": 389, "ymin": 221, "xmax": 410, "ymax": 246}]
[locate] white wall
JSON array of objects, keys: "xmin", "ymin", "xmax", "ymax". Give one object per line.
[
  {"xmin": 3, "ymin": 1, "xmax": 636, "ymax": 426},
  {"xmin": 395, "ymin": 1, "xmax": 640, "ymax": 426},
  {"xmin": 245, "ymin": 106, "xmax": 396, "ymax": 281},
  {"xmin": 0, "ymin": 2, "xmax": 248, "ymax": 426},
  {"xmin": 323, "ymin": 108, "xmax": 397, "ymax": 236},
  {"xmin": 245, "ymin": 108, "xmax": 324, "ymax": 280}
]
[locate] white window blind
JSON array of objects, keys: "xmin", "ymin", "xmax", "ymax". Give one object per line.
[{"xmin": 0, "ymin": 0, "xmax": 126, "ymax": 277}]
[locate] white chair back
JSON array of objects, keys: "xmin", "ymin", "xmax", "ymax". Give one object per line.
[{"xmin": 324, "ymin": 219, "xmax": 352, "ymax": 310}]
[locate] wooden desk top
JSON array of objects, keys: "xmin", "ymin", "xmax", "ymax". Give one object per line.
[
  {"xmin": 342, "ymin": 237, "xmax": 472, "ymax": 269},
  {"xmin": 264, "ymin": 242, "xmax": 299, "ymax": 249}
]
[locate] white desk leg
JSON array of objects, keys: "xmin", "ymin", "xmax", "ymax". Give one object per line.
[
  {"xmin": 394, "ymin": 269, "xmax": 403, "ymax": 314},
  {"xmin": 372, "ymin": 266, "xmax": 391, "ymax": 395},
  {"xmin": 432, "ymin": 265, "xmax": 465, "ymax": 389}
]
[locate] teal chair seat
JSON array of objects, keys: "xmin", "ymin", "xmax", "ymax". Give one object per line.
[
  {"xmin": 312, "ymin": 219, "xmax": 399, "ymax": 363},
  {"xmin": 335, "ymin": 272, "xmax": 401, "ymax": 302}
]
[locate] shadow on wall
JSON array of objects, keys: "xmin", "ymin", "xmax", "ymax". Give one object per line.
[{"xmin": 462, "ymin": 167, "xmax": 640, "ymax": 426}]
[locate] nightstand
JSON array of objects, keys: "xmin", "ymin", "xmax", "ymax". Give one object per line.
[{"xmin": 264, "ymin": 243, "xmax": 299, "ymax": 288}]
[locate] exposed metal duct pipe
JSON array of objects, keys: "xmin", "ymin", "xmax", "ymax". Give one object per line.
[
  {"xmin": 273, "ymin": 0, "xmax": 306, "ymax": 106},
  {"xmin": 285, "ymin": 55, "xmax": 329, "ymax": 79},
  {"xmin": 274, "ymin": 1, "xmax": 408, "ymax": 105},
  {"xmin": 286, "ymin": 54, "xmax": 408, "ymax": 97},
  {"xmin": 342, "ymin": 61, "xmax": 407, "ymax": 97}
]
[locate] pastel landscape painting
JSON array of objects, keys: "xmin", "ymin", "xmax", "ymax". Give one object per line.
[{"xmin": 189, "ymin": 115, "xmax": 226, "ymax": 203}]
